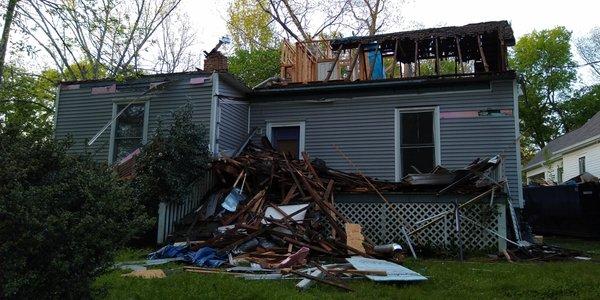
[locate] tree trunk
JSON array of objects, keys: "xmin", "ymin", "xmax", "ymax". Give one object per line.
[{"xmin": 0, "ymin": 0, "xmax": 19, "ymax": 88}]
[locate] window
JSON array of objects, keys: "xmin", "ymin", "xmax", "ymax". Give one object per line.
[
  {"xmin": 579, "ymin": 156, "xmax": 586, "ymax": 174},
  {"xmin": 267, "ymin": 122, "xmax": 305, "ymax": 158},
  {"xmin": 557, "ymin": 167, "xmax": 563, "ymax": 183},
  {"xmin": 395, "ymin": 107, "xmax": 440, "ymax": 179},
  {"xmin": 528, "ymin": 172, "xmax": 545, "ymax": 184},
  {"xmin": 110, "ymin": 102, "xmax": 148, "ymax": 163}
]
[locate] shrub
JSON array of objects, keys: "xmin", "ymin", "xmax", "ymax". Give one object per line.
[
  {"xmin": 133, "ymin": 102, "xmax": 211, "ymax": 214},
  {"xmin": 0, "ymin": 124, "xmax": 150, "ymax": 298}
]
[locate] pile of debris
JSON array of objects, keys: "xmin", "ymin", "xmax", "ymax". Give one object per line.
[{"xmin": 136, "ymin": 138, "xmax": 517, "ymax": 290}]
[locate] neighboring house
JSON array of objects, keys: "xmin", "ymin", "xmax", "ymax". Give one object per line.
[
  {"xmin": 54, "ymin": 21, "xmax": 521, "ymax": 248},
  {"xmin": 524, "ymin": 111, "xmax": 600, "ymax": 184}
]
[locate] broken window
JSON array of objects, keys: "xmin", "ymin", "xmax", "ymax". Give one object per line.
[
  {"xmin": 268, "ymin": 122, "xmax": 305, "ymax": 159},
  {"xmin": 399, "ymin": 110, "xmax": 436, "ymax": 176},
  {"xmin": 112, "ymin": 103, "xmax": 146, "ymax": 163}
]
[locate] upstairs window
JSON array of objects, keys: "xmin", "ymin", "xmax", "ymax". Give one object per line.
[
  {"xmin": 267, "ymin": 122, "xmax": 305, "ymax": 159},
  {"xmin": 396, "ymin": 108, "xmax": 439, "ymax": 179},
  {"xmin": 110, "ymin": 103, "xmax": 148, "ymax": 163}
]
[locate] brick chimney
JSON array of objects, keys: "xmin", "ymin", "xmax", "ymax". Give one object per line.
[{"xmin": 203, "ymin": 51, "xmax": 228, "ymax": 73}]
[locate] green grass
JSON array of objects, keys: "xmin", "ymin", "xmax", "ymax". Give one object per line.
[{"xmin": 94, "ymin": 238, "xmax": 600, "ymax": 299}]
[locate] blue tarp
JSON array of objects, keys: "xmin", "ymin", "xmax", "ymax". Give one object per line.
[
  {"xmin": 364, "ymin": 44, "xmax": 385, "ymax": 80},
  {"xmin": 148, "ymin": 244, "xmax": 188, "ymax": 260},
  {"xmin": 148, "ymin": 244, "xmax": 226, "ymax": 268},
  {"xmin": 185, "ymin": 247, "xmax": 226, "ymax": 268}
]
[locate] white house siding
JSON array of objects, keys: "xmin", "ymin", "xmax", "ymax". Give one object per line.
[
  {"xmin": 562, "ymin": 142, "xmax": 600, "ymax": 180},
  {"xmin": 526, "ymin": 160, "xmax": 563, "ymax": 183},
  {"xmin": 526, "ymin": 166, "xmax": 546, "ymax": 184},
  {"xmin": 250, "ymin": 79, "xmax": 523, "ymax": 207}
]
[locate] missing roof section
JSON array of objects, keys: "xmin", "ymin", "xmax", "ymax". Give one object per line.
[{"xmin": 279, "ymin": 21, "xmax": 515, "ymax": 85}]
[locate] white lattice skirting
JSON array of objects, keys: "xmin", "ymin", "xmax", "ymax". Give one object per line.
[{"xmin": 335, "ymin": 202, "xmax": 506, "ymax": 251}]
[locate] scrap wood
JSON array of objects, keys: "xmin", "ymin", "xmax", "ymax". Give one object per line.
[
  {"xmin": 345, "ymin": 223, "xmax": 366, "ymax": 254},
  {"xmin": 154, "ymin": 137, "xmax": 507, "ymax": 286},
  {"xmin": 287, "ymin": 269, "xmax": 354, "ymax": 292},
  {"xmin": 296, "ymin": 269, "xmax": 325, "ymax": 291}
]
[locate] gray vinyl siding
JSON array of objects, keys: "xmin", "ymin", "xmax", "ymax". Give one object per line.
[
  {"xmin": 54, "ymin": 73, "xmax": 213, "ymax": 162},
  {"xmin": 216, "ymin": 77, "xmax": 249, "ymax": 154},
  {"xmin": 250, "ymin": 80, "xmax": 522, "ymax": 206}
]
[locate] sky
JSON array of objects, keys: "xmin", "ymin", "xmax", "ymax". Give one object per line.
[
  {"xmin": 7, "ymin": 0, "xmax": 599, "ymax": 82},
  {"xmin": 183, "ymin": 0, "xmax": 600, "ymax": 83}
]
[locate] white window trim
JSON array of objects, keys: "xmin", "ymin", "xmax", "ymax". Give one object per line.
[
  {"xmin": 108, "ymin": 101, "xmax": 150, "ymax": 164},
  {"xmin": 266, "ymin": 121, "xmax": 306, "ymax": 158},
  {"xmin": 394, "ymin": 106, "xmax": 441, "ymax": 181}
]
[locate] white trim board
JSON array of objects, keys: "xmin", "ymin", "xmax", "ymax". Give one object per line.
[
  {"xmin": 394, "ymin": 106, "xmax": 441, "ymax": 181},
  {"xmin": 266, "ymin": 121, "xmax": 306, "ymax": 158},
  {"xmin": 209, "ymin": 72, "xmax": 219, "ymax": 155}
]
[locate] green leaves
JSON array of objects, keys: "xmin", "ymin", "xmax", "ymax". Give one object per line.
[
  {"xmin": 0, "ymin": 122, "xmax": 150, "ymax": 298},
  {"xmin": 0, "ymin": 66, "xmax": 58, "ymax": 139},
  {"xmin": 560, "ymin": 85, "xmax": 600, "ymax": 130},
  {"xmin": 133, "ymin": 103, "xmax": 211, "ymax": 212},
  {"xmin": 228, "ymin": 47, "xmax": 281, "ymax": 87},
  {"xmin": 511, "ymin": 27, "xmax": 577, "ymax": 157}
]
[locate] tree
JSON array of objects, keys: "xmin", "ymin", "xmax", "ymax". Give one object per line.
[
  {"xmin": 15, "ymin": 0, "xmax": 182, "ymax": 80},
  {"xmin": 511, "ymin": 27, "xmax": 577, "ymax": 150},
  {"xmin": 576, "ymin": 27, "xmax": 600, "ymax": 81},
  {"xmin": 347, "ymin": 0, "xmax": 404, "ymax": 36},
  {"xmin": 0, "ymin": 122, "xmax": 149, "ymax": 298},
  {"xmin": 0, "ymin": 0, "xmax": 19, "ymax": 88},
  {"xmin": 228, "ymin": 47, "xmax": 280, "ymax": 87},
  {"xmin": 257, "ymin": 0, "xmax": 348, "ymax": 42},
  {"xmin": 227, "ymin": 0, "xmax": 277, "ymax": 50},
  {"xmin": 0, "ymin": 66, "xmax": 58, "ymax": 137},
  {"xmin": 560, "ymin": 85, "xmax": 600, "ymax": 130},
  {"xmin": 133, "ymin": 103, "xmax": 211, "ymax": 215},
  {"xmin": 151, "ymin": 12, "xmax": 200, "ymax": 73}
]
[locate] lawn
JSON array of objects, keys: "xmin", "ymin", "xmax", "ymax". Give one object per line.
[{"xmin": 94, "ymin": 238, "xmax": 600, "ymax": 299}]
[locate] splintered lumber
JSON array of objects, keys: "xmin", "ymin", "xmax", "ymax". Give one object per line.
[
  {"xmin": 477, "ymin": 34, "xmax": 489, "ymax": 72},
  {"xmin": 180, "ymin": 137, "xmax": 504, "ymax": 269}
]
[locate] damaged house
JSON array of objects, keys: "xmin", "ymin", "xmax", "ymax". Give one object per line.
[{"xmin": 54, "ymin": 21, "xmax": 522, "ymax": 251}]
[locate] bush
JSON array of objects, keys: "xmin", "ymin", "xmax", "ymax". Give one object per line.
[
  {"xmin": 0, "ymin": 124, "xmax": 150, "ymax": 298},
  {"xmin": 133, "ymin": 102, "xmax": 211, "ymax": 213}
]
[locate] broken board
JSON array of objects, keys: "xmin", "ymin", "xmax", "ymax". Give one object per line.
[{"xmin": 346, "ymin": 256, "xmax": 427, "ymax": 282}]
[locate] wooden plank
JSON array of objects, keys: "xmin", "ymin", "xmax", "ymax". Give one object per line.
[
  {"xmin": 324, "ymin": 50, "xmax": 341, "ymax": 82},
  {"xmin": 281, "ymin": 184, "xmax": 298, "ymax": 204},
  {"xmin": 414, "ymin": 40, "xmax": 420, "ymax": 76},
  {"xmin": 455, "ymin": 36, "xmax": 464, "ymax": 73},
  {"xmin": 498, "ymin": 31, "xmax": 507, "ymax": 72},
  {"xmin": 434, "ymin": 38, "xmax": 440, "ymax": 75},
  {"xmin": 477, "ymin": 34, "xmax": 489, "ymax": 72},
  {"xmin": 287, "ymin": 269, "xmax": 353, "ymax": 292},
  {"xmin": 301, "ymin": 151, "xmax": 324, "ymax": 188},
  {"xmin": 346, "ymin": 45, "xmax": 362, "ymax": 81}
]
